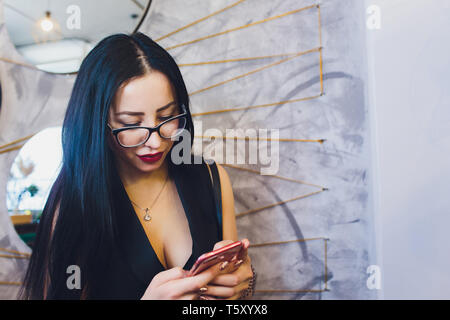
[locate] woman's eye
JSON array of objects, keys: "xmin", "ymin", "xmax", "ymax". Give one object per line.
[
  {"xmin": 159, "ymin": 115, "xmax": 173, "ymax": 121},
  {"xmin": 123, "ymin": 123, "xmax": 140, "ymax": 127}
]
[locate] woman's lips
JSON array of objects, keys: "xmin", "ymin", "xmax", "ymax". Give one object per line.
[{"xmin": 137, "ymin": 152, "xmax": 163, "ymax": 163}]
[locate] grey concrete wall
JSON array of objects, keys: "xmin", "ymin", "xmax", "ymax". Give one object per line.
[{"xmin": 0, "ymin": 0, "xmax": 378, "ymax": 299}]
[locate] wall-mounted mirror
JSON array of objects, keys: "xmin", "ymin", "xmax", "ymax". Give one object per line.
[
  {"xmin": 7, "ymin": 127, "xmax": 62, "ymax": 247},
  {"xmin": 4, "ymin": 0, "xmax": 151, "ymax": 74}
]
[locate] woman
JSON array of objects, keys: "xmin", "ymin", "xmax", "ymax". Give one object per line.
[{"xmin": 19, "ymin": 32, "xmax": 255, "ymax": 300}]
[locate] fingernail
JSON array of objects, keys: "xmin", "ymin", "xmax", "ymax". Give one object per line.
[
  {"xmin": 219, "ymin": 261, "xmax": 229, "ymax": 270},
  {"xmin": 199, "ymin": 295, "xmax": 209, "ymax": 300},
  {"xmin": 234, "ymin": 259, "xmax": 244, "ymax": 267},
  {"xmin": 199, "ymin": 287, "xmax": 208, "ymax": 293}
]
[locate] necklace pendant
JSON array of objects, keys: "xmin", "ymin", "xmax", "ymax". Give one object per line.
[{"xmin": 144, "ymin": 208, "xmax": 151, "ymax": 221}]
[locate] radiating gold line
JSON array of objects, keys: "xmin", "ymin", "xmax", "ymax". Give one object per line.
[
  {"xmin": 0, "ymin": 144, "xmax": 24, "ymax": 155},
  {"xmin": 0, "ymin": 248, "xmax": 31, "ymax": 257},
  {"xmin": 191, "ymin": 94, "xmax": 322, "ymax": 116},
  {"xmin": 165, "ymin": 4, "xmax": 317, "ymax": 51},
  {"xmin": 250, "ymin": 237, "xmax": 330, "ymax": 294},
  {"xmin": 222, "ymin": 163, "xmax": 326, "ymax": 189},
  {"xmin": 0, "ymin": 57, "xmax": 39, "ymax": 70},
  {"xmin": 249, "ymin": 237, "xmax": 327, "ymax": 248},
  {"xmin": 0, "ymin": 132, "xmax": 38, "ymax": 155},
  {"xmin": 317, "ymin": 5, "xmax": 324, "ymax": 94},
  {"xmin": 178, "ymin": 52, "xmax": 301, "ymax": 67},
  {"xmin": 0, "ymin": 281, "xmax": 22, "ymax": 286},
  {"xmin": 0, "ymin": 254, "xmax": 29, "ymax": 259},
  {"xmin": 220, "ymin": 163, "xmax": 327, "ymax": 217},
  {"xmin": 318, "ymin": 5, "xmax": 323, "ymax": 47},
  {"xmin": 236, "ymin": 189, "xmax": 325, "ymax": 217},
  {"xmin": 255, "ymin": 289, "xmax": 327, "ymax": 293},
  {"xmin": 325, "ymin": 236, "xmax": 328, "ymax": 290},
  {"xmin": 156, "ymin": 0, "xmax": 248, "ymax": 42},
  {"xmin": 189, "ymin": 47, "xmax": 320, "ymax": 96},
  {"xmin": 0, "ymin": 133, "xmax": 36, "ymax": 150},
  {"xmin": 195, "ymin": 135, "xmax": 325, "ymax": 144},
  {"xmin": 129, "ymin": 0, "xmax": 144, "ymax": 10}
]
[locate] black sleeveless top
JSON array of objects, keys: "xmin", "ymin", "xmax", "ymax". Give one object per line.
[{"xmin": 89, "ymin": 156, "xmax": 223, "ymax": 299}]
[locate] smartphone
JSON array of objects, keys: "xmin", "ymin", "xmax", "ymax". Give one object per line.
[{"xmin": 188, "ymin": 241, "xmax": 243, "ymax": 276}]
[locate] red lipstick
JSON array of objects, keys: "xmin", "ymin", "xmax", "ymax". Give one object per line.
[{"xmin": 138, "ymin": 152, "xmax": 163, "ymax": 163}]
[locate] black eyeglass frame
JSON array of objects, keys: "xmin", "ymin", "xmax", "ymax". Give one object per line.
[{"xmin": 107, "ymin": 104, "xmax": 188, "ymax": 148}]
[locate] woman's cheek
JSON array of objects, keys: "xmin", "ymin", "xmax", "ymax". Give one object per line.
[{"xmin": 164, "ymin": 141, "xmax": 174, "ymax": 158}]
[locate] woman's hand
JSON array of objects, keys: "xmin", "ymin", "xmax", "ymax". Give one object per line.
[
  {"xmin": 140, "ymin": 263, "xmax": 226, "ymax": 300},
  {"xmin": 198, "ymin": 239, "xmax": 254, "ymax": 300}
]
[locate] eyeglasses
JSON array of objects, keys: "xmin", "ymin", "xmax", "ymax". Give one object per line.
[{"xmin": 107, "ymin": 104, "xmax": 188, "ymax": 148}]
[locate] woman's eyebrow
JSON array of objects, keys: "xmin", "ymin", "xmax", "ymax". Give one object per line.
[
  {"xmin": 115, "ymin": 101, "xmax": 176, "ymax": 116},
  {"xmin": 156, "ymin": 101, "xmax": 176, "ymax": 112},
  {"xmin": 114, "ymin": 111, "xmax": 145, "ymax": 116}
]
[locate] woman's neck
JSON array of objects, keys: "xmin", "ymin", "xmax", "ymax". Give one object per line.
[{"xmin": 116, "ymin": 158, "xmax": 170, "ymax": 192}]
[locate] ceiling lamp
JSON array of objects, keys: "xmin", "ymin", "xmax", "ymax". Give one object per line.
[
  {"xmin": 40, "ymin": 11, "xmax": 54, "ymax": 32},
  {"xmin": 33, "ymin": 10, "xmax": 62, "ymax": 44}
]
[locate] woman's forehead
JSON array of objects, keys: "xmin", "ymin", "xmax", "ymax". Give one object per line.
[{"xmin": 112, "ymin": 72, "xmax": 175, "ymax": 115}]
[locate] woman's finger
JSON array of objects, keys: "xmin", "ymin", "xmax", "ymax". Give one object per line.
[
  {"xmin": 236, "ymin": 238, "xmax": 250, "ymax": 262},
  {"xmin": 197, "ymin": 284, "xmax": 235, "ymax": 299},
  {"xmin": 211, "ymin": 245, "xmax": 250, "ymax": 276},
  {"xmin": 169, "ymin": 260, "xmax": 227, "ymax": 294},
  {"xmin": 227, "ymin": 292, "xmax": 242, "ymax": 300},
  {"xmin": 208, "ymin": 273, "xmax": 238, "ymax": 286},
  {"xmin": 209, "ymin": 260, "xmax": 252, "ymax": 286},
  {"xmin": 152, "ymin": 266, "xmax": 188, "ymax": 287},
  {"xmin": 178, "ymin": 292, "xmax": 200, "ymax": 300},
  {"xmin": 213, "ymin": 239, "xmax": 234, "ymax": 251},
  {"xmin": 229, "ymin": 281, "xmax": 250, "ymax": 300},
  {"xmin": 198, "ymin": 295, "xmax": 218, "ymax": 300},
  {"xmin": 199, "ymin": 281, "xmax": 249, "ymax": 300}
]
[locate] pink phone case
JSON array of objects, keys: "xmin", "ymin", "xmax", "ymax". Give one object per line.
[{"xmin": 188, "ymin": 241, "xmax": 243, "ymax": 276}]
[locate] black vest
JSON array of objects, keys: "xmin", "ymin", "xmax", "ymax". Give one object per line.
[{"xmin": 90, "ymin": 156, "xmax": 223, "ymax": 299}]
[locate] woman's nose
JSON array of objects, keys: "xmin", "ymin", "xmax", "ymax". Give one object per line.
[{"xmin": 144, "ymin": 130, "xmax": 162, "ymax": 149}]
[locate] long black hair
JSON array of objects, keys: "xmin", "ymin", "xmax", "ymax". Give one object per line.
[{"xmin": 19, "ymin": 32, "xmax": 195, "ymax": 299}]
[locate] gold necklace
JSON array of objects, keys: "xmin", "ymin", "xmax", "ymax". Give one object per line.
[{"xmin": 129, "ymin": 172, "xmax": 169, "ymax": 222}]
